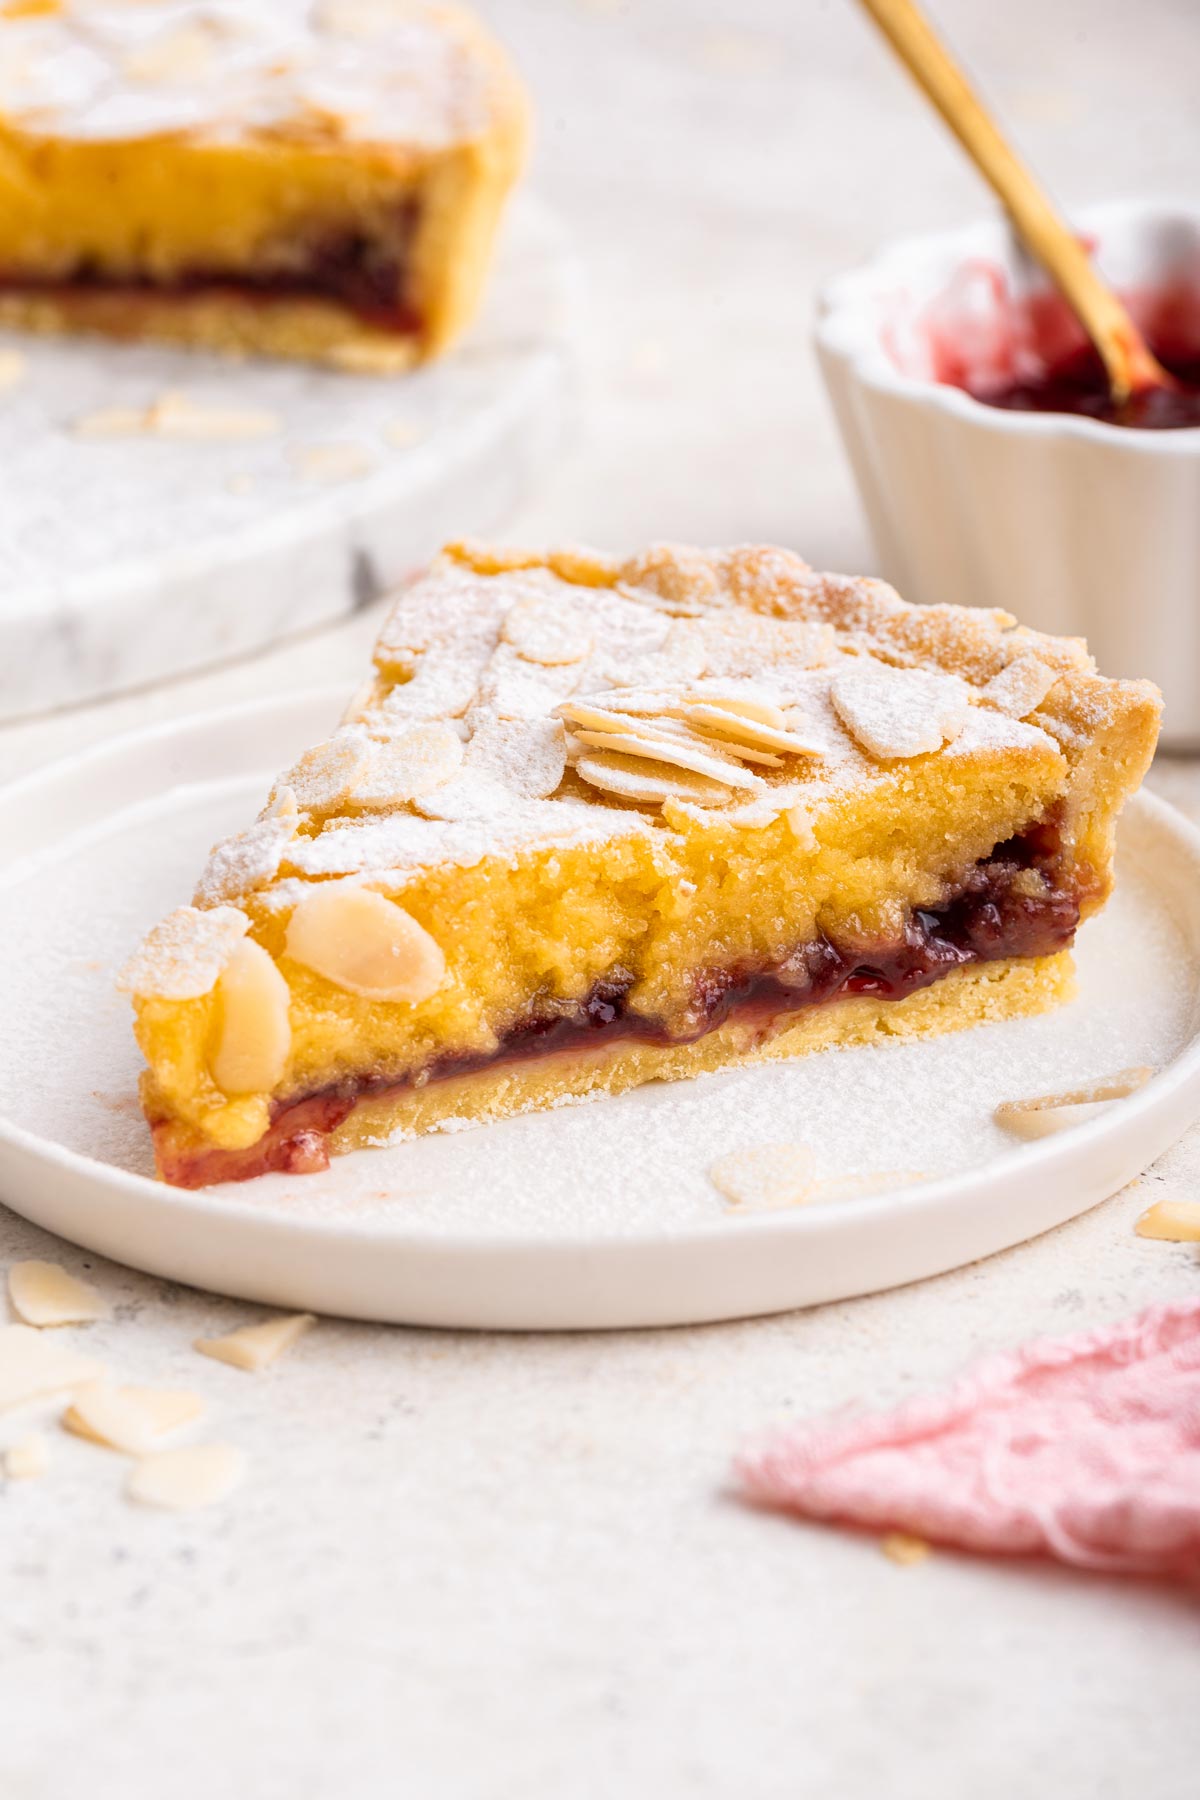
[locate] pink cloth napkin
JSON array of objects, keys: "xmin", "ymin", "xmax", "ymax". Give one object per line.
[{"xmin": 739, "ymin": 1298, "xmax": 1200, "ymax": 1580}]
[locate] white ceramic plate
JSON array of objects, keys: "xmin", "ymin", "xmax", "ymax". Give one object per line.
[
  {"xmin": 0, "ymin": 196, "xmax": 573, "ymax": 719},
  {"xmin": 1, "ymin": 691, "xmax": 1198, "ymax": 1330}
]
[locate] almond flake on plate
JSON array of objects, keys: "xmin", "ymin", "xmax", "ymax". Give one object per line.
[
  {"xmin": 128, "ymin": 1443, "xmax": 246, "ymax": 1512},
  {"xmin": 8, "ymin": 1261, "xmax": 110, "ymax": 1327},
  {"xmin": 994, "ymin": 1066, "xmax": 1154, "ymax": 1139},
  {"xmin": 1134, "ymin": 1197, "xmax": 1200, "ymax": 1242},
  {"xmin": 831, "ymin": 665, "xmax": 970, "ymax": 760},
  {"xmin": 64, "ymin": 1383, "xmax": 205, "ymax": 1453},
  {"xmin": 979, "ymin": 654, "xmax": 1057, "ymax": 719},
  {"xmin": 5, "ymin": 1434, "xmax": 49, "ymax": 1481},
  {"xmin": 195, "ymin": 1312, "xmax": 316, "ymax": 1373},
  {"xmin": 0, "ymin": 1325, "xmax": 103, "ymax": 1412},
  {"xmin": 709, "ymin": 1142, "xmax": 817, "ymax": 1210},
  {"xmin": 575, "ymin": 751, "xmax": 735, "ymax": 808},
  {"xmin": 0, "ymin": 348, "xmax": 26, "ymax": 391},
  {"xmin": 117, "ymin": 905, "xmax": 250, "ymax": 1001}
]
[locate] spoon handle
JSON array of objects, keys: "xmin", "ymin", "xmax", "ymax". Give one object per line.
[{"xmin": 857, "ymin": 0, "xmax": 1168, "ymax": 401}]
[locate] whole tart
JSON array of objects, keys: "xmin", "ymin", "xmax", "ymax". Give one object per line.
[
  {"xmin": 0, "ymin": 0, "xmax": 529, "ymax": 370},
  {"xmin": 121, "ymin": 541, "xmax": 1161, "ymax": 1188}
]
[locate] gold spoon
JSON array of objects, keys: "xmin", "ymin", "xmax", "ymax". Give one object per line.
[{"xmin": 857, "ymin": 0, "xmax": 1172, "ymax": 405}]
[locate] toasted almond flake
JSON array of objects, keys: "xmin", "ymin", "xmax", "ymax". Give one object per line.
[
  {"xmin": 813, "ymin": 1170, "xmax": 932, "ymax": 1202},
  {"xmin": 681, "ymin": 680, "xmax": 787, "ymax": 728},
  {"xmin": 195, "ymin": 1312, "xmax": 316, "ymax": 1373},
  {"xmin": 502, "ymin": 597, "xmax": 593, "ymax": 667},
  {"xmin": 682, "ymin": 703, "xmax": 827, "ymax": 758},
  {"xmin": 575, "ymin": 751, "xmax": 735, "ymax": 808},
  {"xmin": 460, "ymin": 714, "xmax": 568, "ymax": 800},
  {"xmin": 351, "ymin": 723, "xmax": 463, "ymax": 806},
  {"xmin": 291, "ymin": 442, "xmax": 374, "ymax": 482},
  {"xmin": 8, "ymin": 1262, "xmax": 109, "ymax": 1328},
  {"xmin": 118, "ymin": 904, "xmax": 250, "ymax": 1001},
  {"xmin": 882, "ymin": 1532, "xmax": 931, "ymax": 1566},
  {"xmin": 5, "ymin": 1434, "xmax": 49, "ymax": 1481},
  {"xmin": 709, "ymin": 1142, "xmax": 817, "ymax": 1210},
  {"xmin": 278, "ymin": 731, "xmax": 368, "ymax": 813},
  {"xmin": 64, "ymin": 1383, "xmax": 205, "ymax": 1452},
  {"xmin": 286, "ymin": 883, "xmax": 444, "ymax": 1002},
  {"xmin": 995, "ymin": 1067, "xmax": 1154, "ymax": 1139},
  {"xmin": 0, "ymin": 1325, "xmax": 103, "ymax": 1413},
  {"xmin": 571, "ymin": 726, "xmax": 764, "ymax": 791},
  {"xmin": 411, "ymin": 767, "xmax": 516, "ymax": 821},
  {"xmin": 210, "ymin": 939, "xmax": 292, "ymax": 1096},
  {"xmin": 0, "ymin": 348, "xmax": 26, "ymax": 391},
  {"xmin": 128, "ymin": 1443, "xmax": 245, "ymax": 1512},
  {"xmin": 339, "ymin": 675, "xmax": 378, "ymax": 725},
  {"xmin": 979, "ymin": 654, "xmax": 1057, "ymax": 719},
  {"xmin": 1134, "ymin": 1198, "xmax": 1200, "ymax": 1242},
  {"xmin": 831, "ymin": 665, "xmax": 970, "ymax": 760}
]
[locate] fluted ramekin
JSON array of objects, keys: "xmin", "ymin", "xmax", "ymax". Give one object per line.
[{"xmin": 817, "ymin": 200, "xmax": 1200, "ymax": 746}]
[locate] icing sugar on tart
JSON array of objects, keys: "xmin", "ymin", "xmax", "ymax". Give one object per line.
[{"xmin": 121, "ymin": 540, "xmax": 1161, "ymax": 1188}]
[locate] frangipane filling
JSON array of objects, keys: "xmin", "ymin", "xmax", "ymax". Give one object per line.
[{"xmin": 123, "ymin": 541, "xmax": 1160, "ymax": 1189}]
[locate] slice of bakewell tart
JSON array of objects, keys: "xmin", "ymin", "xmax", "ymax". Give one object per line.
[{"xmin": 120, "ymin": 541, "xmax": 1161, "ymax": 1187}]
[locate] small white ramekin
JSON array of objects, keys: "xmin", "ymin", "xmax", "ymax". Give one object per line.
[{"xmin": 816, "ymin": 199, "xmax": 1200, "ymax": 746}]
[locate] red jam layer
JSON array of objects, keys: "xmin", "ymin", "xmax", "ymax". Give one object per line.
[
  {"xmin": 968, "ymin": 346, "xmax": 1200, "ymax": 430},
  {"xmin": 153, "ymin": 826, "xmax": 1084, "ymax": 1189},
  {"xmin": 0, "ymin": 217, "xmax": 421, "ymax": 335}
]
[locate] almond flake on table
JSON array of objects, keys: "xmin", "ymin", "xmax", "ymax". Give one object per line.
[
  {"xmin": 994, "ymin": 1066, "xmax": 1154, "ymax": 1139},
  {"xmin": 0, "ymin": 1325, "xmax": 103, "ymax": 1412},
  {"xmin": 1134, "ymin": 1197, "xmax": 1200, "ymax": 1242},
  {"xmin": 0, "ymin": 348, "xmax": 26, "ymax": 391},
  {"xmin": 127, "ymin": 1443, "xmax": 246, "ymax": 1512},
  {"xmin": 4, "ymin": 1433, "xmax": 49, "ymax": 1481},
  {"xmin": 830, "ymin": 665, "xmax": 970, "ymax": 760},
  {"xmin": 195, "ymin": 1312, "xmax": 316, "ymax": 1373},
  {"xmin": 63, "ymin": 1382, "xmax": 204, "ymax": 1456},
  {"xmin": 8, "ymin": 1260, "xmax": 110, "ymax": 1327},
  {"xmin": 709, "ymin": 1143, "xmax": 817, "ymax": 1211}
]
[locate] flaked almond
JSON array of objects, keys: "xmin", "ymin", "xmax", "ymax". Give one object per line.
[
  {"xmin": 881, "ymin": 1532, "xmax": 931, "ymax": 1566},
  {"xmin": 980, "ymin": 654, "xmax": 1057, "ymax": 719},
  {"xmin": 571, "ymin": 726, "xmax": 765, "ymax": 791},
  {"xmin": 351, "ymin": 723, "xmax": 463, "ymax": 807},
  {"xmin": 278, "ymin": 731, "xmax": 368, "ymax": 813},
  {"xmin": 502, "ymin": 596, "xmax": 593, "ymax": 666},
  {"xmin": 340, "ymin": 675, "xmax": 378, "ymax": 725},
  {"xmin": 8, "ymin": 1261, "xmax": 109, "ymax": 1328},
  {"xmin": 210, "ymin": 939, "xmax": 291, "ymax": 1096},
  {"xmin": 195, "ymin": 1312, "xmax": 315, "ymax": 1372},
  {"xmin": 118, "ymin": 905, "xmax": 249, "ymax": 1002},
  {"xmin": 128, "ymin": 1443, "xmax": 245, "ymax": 1512},
  {"xmin": 193, "ymin": 807, "xmax": 299, "ymax": 906},
  {"xmin": 709, "ymin": 1142, "xmax": 817, "ymax": 1210},
  {"xmin": 1134, "ymin": 1197, "xmax": 1200, "ymax": 1242},
  {"xmin": 64, "ymin": 1384, "xmax": 204, "ymax": 1452},
  {"xmin": 575, "ymin": 751, "xmax": 735, "ymax": 808},
  {"xmin": 461, "ymin": 714, "xmax": 567, "ymax": 800},
  {"xmin": 831, "ymin": 665, "xmax": 970, "ymax": 760},
  {"xmin": 995, "ymin": 1067, "xmax": 1154, "ymax": 1140},
  {"xmin": 5, "ymin": 1434, "xmax": 49, "ymax": 1481},
  {"xmin": 682, "ymin": 680, "xmax": 787, "ymax": 728},
  {"xmin": 0, "ymin": 1325, "xmax": 103, "ymax": 1413},
  {"xmin": 285, "ymin": 883, "xmax": 444, "ymax": 1003},
  {"xmin": 0, "ymin": 348, "xmax": 26, "ymax": 392},
  {"xmin": 682, "ymin": 704, "xmax": 827, "ymax": 758}
]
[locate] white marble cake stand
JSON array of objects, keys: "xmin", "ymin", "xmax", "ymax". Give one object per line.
[{"xmin": 0, "ymin": 197, "xmax": 573, "ymax": 721}]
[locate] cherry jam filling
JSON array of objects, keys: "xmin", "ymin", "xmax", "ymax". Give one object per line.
[
  {"xmin": 0, "ymin": 209, "xmax": 422, "ymax": 334},
  {"xmin": 968, "ymin": 344, "xmax": 1200, "ymax": 430},
  {"xmin": 154, "ymin": 821, "xmax": 1084, "ymax": 1188}
]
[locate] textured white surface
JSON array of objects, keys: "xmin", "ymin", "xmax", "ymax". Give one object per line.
[
  {"xmin": 0, "ymin": 196, "xmax": 571, "ymax": 717},
  {"xmin": 1, "ymin": 1, "xmax": 1199, "ymax": 1794}
]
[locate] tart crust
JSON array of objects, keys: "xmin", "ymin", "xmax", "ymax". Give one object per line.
[{"xmin": 121, "ymin": 540, "xmax": 1161, "ymax": 1187}]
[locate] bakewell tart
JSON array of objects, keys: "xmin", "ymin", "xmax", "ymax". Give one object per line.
[
  {"xmin": 120, "ymin": 541, "xmax": 1161, "ymax": 1188},
  {"xmin": 0, "ymin": 1, "xmax": 528, "ymax": 369}
]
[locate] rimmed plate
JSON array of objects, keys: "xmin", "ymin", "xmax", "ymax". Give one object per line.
[{"xmin": 1, "ymin": 690, "xmax": 1197, "ymax": 1330}]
